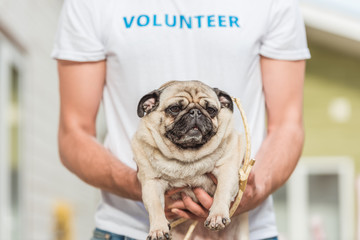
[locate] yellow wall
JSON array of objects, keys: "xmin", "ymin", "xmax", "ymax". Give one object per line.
[{"xmin": 303, "ymin": 41, "xmax": 360, "ymax": 172}]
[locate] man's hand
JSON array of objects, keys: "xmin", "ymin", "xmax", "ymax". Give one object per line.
[
  {"xmin": 164, "ymin": 188, "xmax": 186, "ymax": 220},
  {"xmin": 164, "ymin": 173, "xmax": 261, "ymax": 221},
  {"xmin": 164, "ymin": 174, "xmax": 215, "ymax": 221},
  {"xmin": 165, "ymin": 188, "xmax": 212, "ymax": 221}
]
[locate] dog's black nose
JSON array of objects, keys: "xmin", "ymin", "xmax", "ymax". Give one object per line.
[{"xmin": 189, "ymin": 108, "xmax": 202, "ymax": 117}]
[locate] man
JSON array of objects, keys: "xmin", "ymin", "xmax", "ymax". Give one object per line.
[{"xmin": 53, "ymin": 0, "xmax": 310, "ymax": 239}]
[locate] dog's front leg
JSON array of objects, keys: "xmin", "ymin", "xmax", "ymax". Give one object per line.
[
  {"xmin": 205, "ymin": 162, "xmax": 239, "ymax": 231},
  {"xmin": 141, "ymin": 179, "xmax": 171, "ymax": 240}
]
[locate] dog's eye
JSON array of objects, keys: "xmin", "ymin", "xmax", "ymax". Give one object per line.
[
  {"xmin": 169, "ymin": 106, "xmax": 181, "ymax": 113},
  {"xmin": 206, "ymin": 107, "xmax": 216, "ymax": 115}
]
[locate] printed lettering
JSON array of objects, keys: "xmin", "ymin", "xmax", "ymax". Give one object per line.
[
  {"xmin": 122, "ymin": 14, "xmax": 241, "ymax": 29},
  {"xmin": 207, "ymin": 15, "xmax": 215, "ymax": 27},
  {"xmin": 194, "ymin": 15, "xmax": 204, "ymax": 28},
  {"xmin": 165, "ymin": 14, "xmax": 176, "ymax": 27},
  {"xmin": 137, "ymin": 15, "xmax": 150, "ymax": 27},
  {"xmin": 229, "ymin": 16, "xmax": 240, "ymax": 28},
  {"xmin": 123, "ymin": 16, "xmax": 135, "ymax": 28},
  {"xmin": 218, "ymin": 15, "xmax": 226, "ymax": 27},
  {"xmin": 180, "ymin": 15, "xmax": 192, "ymax": 29},
  {"xmin": 153, "ymin": 15, "xmax": 162, "ymax": 27}
]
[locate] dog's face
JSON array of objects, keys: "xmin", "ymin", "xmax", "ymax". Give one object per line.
[{"xmin": 137, "ymin": 81, "xmax": 233, "ymax": 149}]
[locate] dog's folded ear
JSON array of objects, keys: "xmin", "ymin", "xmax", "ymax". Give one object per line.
[
  {"xmin": 213, "ymin": 88, "xmax": 233, "ymax": 112},
  {"xmin": 137, "ymin": 90, "xmax": 161, "ymax": 117}
]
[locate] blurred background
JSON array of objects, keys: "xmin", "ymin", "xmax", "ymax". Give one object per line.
[{"xmin": 0, "ymin": 0, "xmax": 359, "ymax": 239}]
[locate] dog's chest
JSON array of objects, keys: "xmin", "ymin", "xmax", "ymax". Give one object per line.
[{"xmin": 150, "ymin": 153, "xmax": 218, "ymax": 181}]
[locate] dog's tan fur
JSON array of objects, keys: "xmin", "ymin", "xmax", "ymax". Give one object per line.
[{"xmin": 132, "ymin": 81, "xmax": 246, "ymax": 239}]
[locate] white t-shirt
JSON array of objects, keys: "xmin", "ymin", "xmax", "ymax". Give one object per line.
[{"xmin": 52, "ymin": 0, "xmax": 310, "ymax": 239}]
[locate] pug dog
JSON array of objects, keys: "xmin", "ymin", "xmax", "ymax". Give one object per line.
[{"xmin": 132, "ymin": 80, "xmax": 246, "ymax": 240}]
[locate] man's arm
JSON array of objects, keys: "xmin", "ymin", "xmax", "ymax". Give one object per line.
[
  {"xmin": 235, "ymin": 56, "xmax": 305, "ymax": 213},
  {"xmin": 57, "ymin": 60, "xmax": 142, "ymax": 201},
  {"xmin": 168, "ymin": 56, "xmax": 306, "ymax": 218}
]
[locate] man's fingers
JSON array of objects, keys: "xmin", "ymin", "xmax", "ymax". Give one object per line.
[
  {"xmin": 193, "ymin": 188, "xmax": 213, "ymax": 210},
  {"xmin": 181, "ymin": 193, "xmax": 208, "ymax": 218},
  {"xmin": 165, "ymin": 187, "xmax": 185, "ymax": 196},
  {"xmin": 166, "ymin": 199, "xmax": 186, "ymax": 209},
  {"xmin": 206, "ymin": 173, "xmax": 218, "ymax": 185},
  {"xmin": 165, "ymin": 211, "xmax": 179, "ymax": 221},
  {"xmin": 171, "ymin": 208, "xmax": 202, "ymax": 221}
]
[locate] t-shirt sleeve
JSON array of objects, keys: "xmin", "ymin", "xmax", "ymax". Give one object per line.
[
  {"xmin": 51, "ymin": 0, "xmax": 106, "ymax": 61},
  {"xmin": 259, "ymin": 0, "xmax": 311, "ymax": 60}
]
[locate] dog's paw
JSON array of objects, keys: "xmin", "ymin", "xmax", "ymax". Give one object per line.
[
  {"xmin": 204, "ymin": 215, "xmax": 231, "ymax": 231},
  {"xmin": 147, "ymin": 224, "xmax": 171, "ymax": 240}
]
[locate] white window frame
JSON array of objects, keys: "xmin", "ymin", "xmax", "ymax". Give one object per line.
[
  {"xmin": 283, "ymin": 156, "xmax": 355, "ymax": 240},
  {"xmin": 0, "ymin": 32, "xmax": 25, "ymax": 240}
]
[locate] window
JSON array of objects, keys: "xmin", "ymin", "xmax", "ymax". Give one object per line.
[
  {"xmin": 273, "ymin": 157, "xmax": 355, "ymax": 240},
  {"xmin": 0, "ymin": 32, "xmax": 24, "ymax": 240}
]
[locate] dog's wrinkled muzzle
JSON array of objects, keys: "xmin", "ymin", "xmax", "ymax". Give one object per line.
[{"xmin": 165, "ymin": 108, "xmax": 215, "ymax": 148}]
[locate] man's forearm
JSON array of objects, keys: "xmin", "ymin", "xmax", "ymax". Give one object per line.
[
  {"xmin": 254, "ymin": 57, "xmax": 306, "ymax": 200},
  {"xmin": 234, "ymin": 122, "xmax": 304, "ymax": 215},
  {"xmin": 254, "ymin": 122, "xmax": 304, "ymax": 201},
  {"xmin": 57, "ymin": 60, "xmax": 141, "ymax": 201},
  {"xmin": 58, "ymin": 127, "xmax": 142, "ymax": 201}
]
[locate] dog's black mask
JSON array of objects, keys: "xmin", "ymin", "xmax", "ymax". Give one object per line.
[
  {"xmin": 137, "ymin": 84, "xmax": 233, "ymax": 149},
  {"xmin": 165, "ymin": 107, "xmax": 216, "ymax": 149}
]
